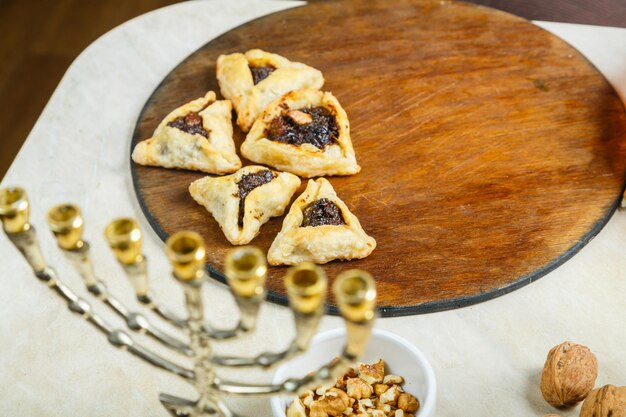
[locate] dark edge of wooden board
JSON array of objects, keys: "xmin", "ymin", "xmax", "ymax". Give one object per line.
[{"xmin": 129, "ymin": 1, "xmax": 626, "ymax": 318}]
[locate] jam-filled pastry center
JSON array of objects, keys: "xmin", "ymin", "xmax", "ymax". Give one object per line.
[
  {"xmin": 267, "ymin": 107, "xmax": 339, "ymax": 149},
  {"xmin": 167, "ymin": 112, "xmax": 209, "ymax": 138},
  {"xmin": 236, "ymin": 169, "xmax": 276, "ymax": 227},
  {"xmin": 301, "ymin": 198, "xmax": 346, "ymax": 227},
  {"xmin": 249, "ymin": 64, "xmax": 276, "ymax": 85}
]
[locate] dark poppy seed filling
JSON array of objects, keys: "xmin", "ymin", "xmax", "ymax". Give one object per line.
[
  {"xmin": 249, "ymin": 65, "xmax": 275, "ymax": 84},
  {"xmin": 267, "ymin": 107, "xmax": 339, "ymax": 149},
  {"xmin": 167, "ymin": 112, "xmax": 209, "ymax": 138},
  {"xmin": 301, "ymin": 198, "xmax": 345, "ymax": 227},
  {"xmin": 236, "ymin": 170, "xmax": 276, "ymax": 227}
]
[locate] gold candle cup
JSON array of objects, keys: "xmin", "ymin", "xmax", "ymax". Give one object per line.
[
  {"xmin": 224, "ymin": 246, "xmax": 267, "ymax": 298},
  {"xmin": 284, "ymin": 262, "xmax": 327, "ymax": 315},
  {"xmin": 333, "ymin": 270, "xmax": 376, "ymax": 322},
  {"xmin": 104, "ymin": 218, "xmax": 144, "ymax": 265},
  {"xmin": 165, "ymin": 231, "xmax": 206, "ymax": 282},
  {"xmin": 0, "ymin": 187, "xmax": 30, "ymax": 233},
  {"xmin": 47, "ymin": 204, "xmax": 84, "ymax": 250}
]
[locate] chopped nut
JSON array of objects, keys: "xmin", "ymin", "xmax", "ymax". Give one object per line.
[
  {"xmin": 316, "ymin": 383, "xmax": 334, "ymax": 396},
  {"xmin": 337, "ymin": 368, "xmax": 358, "ymax": 388},
  {"xmin": 379, "ymin": 385, "xmax": 401, "ymax": 405},
  {"xmin": 375, "ymin": 402, "xmax": 391, "ymax": 413},
  {"xmin": 330, "ymin": 388, "xmax": 350, "ymax": 407},
  {"xmin": 287, "ymin": 109, "xmax": 313, "ymax": 125},
  {"xmin": 300, "ymin": 390, "xmax": 315, "ymax": 408},
  {"xmin": 309, "ymin": 388, "xmax": 350, "ymax": 416},
  {"xmin": 286, "ymin": 397, "xmax": 307, "ymax": 417},
  {"xmin": 358, "ymin": 359, "xmax": 385, "ymax": 385},
  {"xmin": 328, "ymin": 388, "xmax": 350, "ymax": 408},
  {"xmin": 383, "ymin": 375, "xmax": 404, "ymax": 385},
  {"xmin": 313, "ymin": 388, "xmax": 350, "ymax": 417},
  {"xmin": 397, "ymin": 393, "xmax": 420, "ymax": 413},
  {"xmin": 347, "ymin": 378, "xmax": 373, "ymax": 400},
  {"xmin": 356, "ymin": 398, "xmax": 374, "ymax": 414},
  {"xmin": 310, "ymin": 402, "xmax": 329, "ymax": 417},
  {"xmin": 369, "ymin": 410, "xmax": 386, "ymax": 417},
  {"xmin": 373, "ymin": 384, "xmax": 389, "ymax": 396},
  {"xmin": 394, "ymin": 410, "xmax": 405, "ymax": 417}
]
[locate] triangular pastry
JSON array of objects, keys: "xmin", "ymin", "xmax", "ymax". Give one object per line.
[
  {"xmin": 189, "ymin": 165, "xmax": 300, "ymax": 245},
  {"xmin": 132, "ymin": 91, "xmax": 241, "ymax": 174},
  {"xmin": 217, "ymin": 49, "xmax": 324, "ymax": 132},
  {"xmin": 241, "ymin": 89, "xmax": 360, "ymax": 178},
  {"xmin": 267, "ymin": 178, "xmax": 376, "ymax": 265}
]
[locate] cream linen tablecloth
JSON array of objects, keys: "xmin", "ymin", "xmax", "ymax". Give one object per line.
[{"xmin": 1, "ymin": 1, "xmax": 625, "ymax": 416}]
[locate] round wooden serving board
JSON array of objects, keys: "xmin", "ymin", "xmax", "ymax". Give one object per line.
[{"xmin": 131, "ymin": 0, "xmax": 626, "ymax": 317}]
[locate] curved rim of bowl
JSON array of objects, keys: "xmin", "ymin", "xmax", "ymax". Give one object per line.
[{"xmin": 270, "ymin": 327, "xmax": 437, "ymax": 417}]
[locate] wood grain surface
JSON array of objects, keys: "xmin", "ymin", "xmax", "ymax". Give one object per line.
[{"xmin": 131, "ymin": 0, "xmax": 626, "ymax": 316}]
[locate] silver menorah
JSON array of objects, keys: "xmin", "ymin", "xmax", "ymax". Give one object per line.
[{"xmin": 0, "ymin": 186, "xmax": 377, "ymax": 417}]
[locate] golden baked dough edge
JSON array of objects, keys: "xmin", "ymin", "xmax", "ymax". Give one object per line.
[
  {"xmin": 268, "ymin": 178, "xmax": 376, "ymax": 265},
  {"xmin": 132, "ymin": 91, "xmax": 241, "ymax": 174},
  {"xmin": 241, "ymin": 89, "xmax": 360, "ymax": 178},
  {"xmin": 189, "ymin": 165, "xmax": 301, "ymax": 245},
  {"xmin": 216, "ymin": 49, "xmax": 324, "ymax": 132}
]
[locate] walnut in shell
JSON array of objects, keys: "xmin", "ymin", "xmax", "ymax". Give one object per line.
[
  {"xmin": 540, "ymin": 341, "xmax": 598, "ymax": 407},
  {"xmin": 579, "ymin": 385, "xmax": 626, "ymax": 417}
]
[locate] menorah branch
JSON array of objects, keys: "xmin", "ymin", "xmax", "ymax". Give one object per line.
[
  {"xmin": 104, "ymin": 218, "xmax": 260, "ymax": 341},
  {"xmin": 48, "ymin": 205, "xmax": 192, "ymax": 355}
]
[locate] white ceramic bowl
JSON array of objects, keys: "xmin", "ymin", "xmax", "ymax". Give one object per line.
[{"xmin": 271, "ymin": 328, "xmax": 436, "ymax": 417}]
